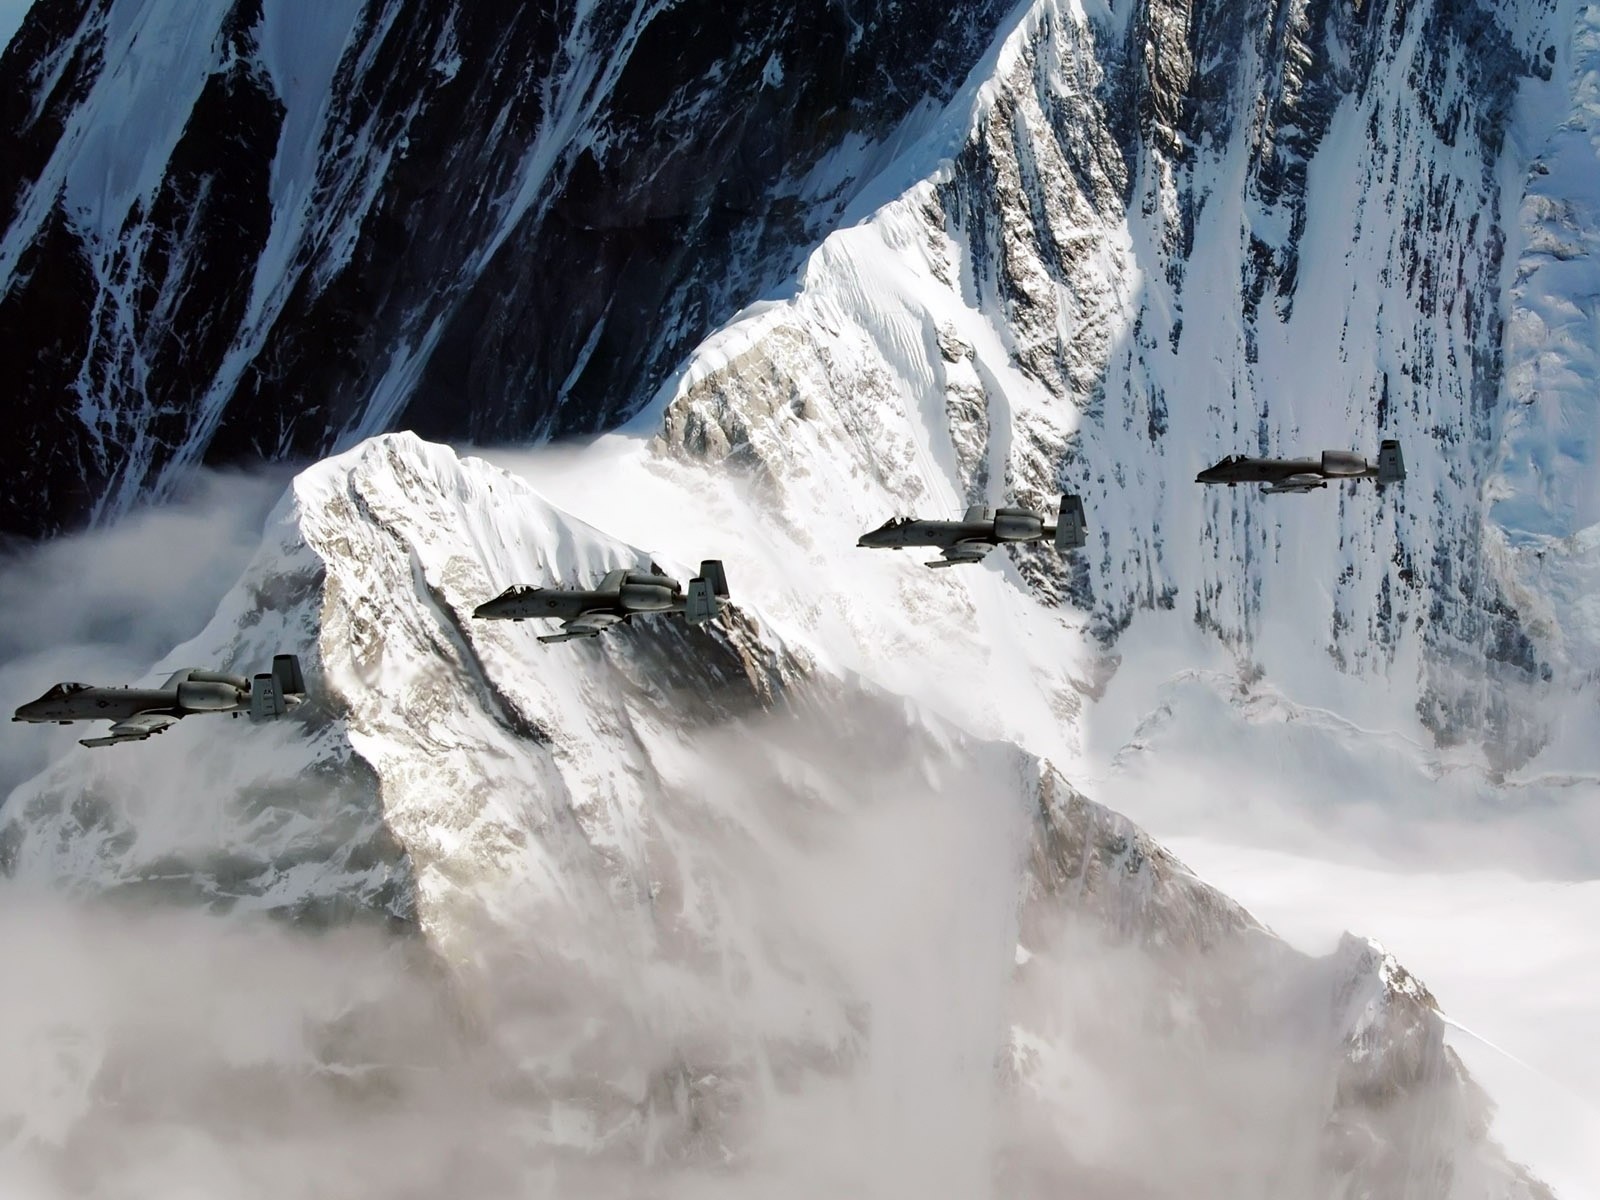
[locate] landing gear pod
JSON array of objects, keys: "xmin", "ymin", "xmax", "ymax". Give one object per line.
[
  {"xmin": 1054, "ymin": 494, "xmax": 1088, "ymax": 551},
  {"xmin": 1377, "ymin": 439, "xmax": 1405, "ymax": 484}
]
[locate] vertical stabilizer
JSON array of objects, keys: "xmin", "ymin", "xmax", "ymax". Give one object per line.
[
  {"xmin": 1376, "ymin": 439, "xmax": 1405, "ymax": 484},
  {"xmin": 272, "ymin": 654, "xmax": 306, "ymax": 698},
  {"xmin": 1054, "ymin": 494, "xmax": 1088, "ymax": 550},
  {"xmin": 685, "ymin": 560, "xmax": 729, "ymax": 624},
  {"xmin": 250, "ymin": 673, "xmax": 283, "ymax": 722}
]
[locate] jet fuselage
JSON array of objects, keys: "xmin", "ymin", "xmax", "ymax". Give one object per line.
[
  {"xmin": 12, "ymin": 684, "xmax": 189, "ymax": 723},
  {"xmin": 472, "ymin": 573, "xmax": 684, "ymax": 622},
  {"xmin": 856, "ymin": 518, "xmax": 1013, "ymax": 550},
  {"xmin": 12, "ymin": 658, "xmax": 307, "ymax": 748},
  {"xmin": 1195, "ymin": 442, "xmax": 1404, "ymax": 493},
  {"xmin": 1193, "ymin": 457, "xmax": 1338, "ymax": 486},
  {"xmin": 857, "ymin": 496, "xmax": 1086, "ymax": 567},
  {"xmin": 473, "ymin": 562, "xmax": 729, "ymax": 643}
]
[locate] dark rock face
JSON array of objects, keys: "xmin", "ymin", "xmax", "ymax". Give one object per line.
[{"xmin": 0, "ymin": 0, "xmax": 1016, "ymax": 538}]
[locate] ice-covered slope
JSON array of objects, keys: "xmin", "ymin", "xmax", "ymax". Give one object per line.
[{"xmin": 0, "ymin": 433, "xmax": 1549, "ymax": 1195}]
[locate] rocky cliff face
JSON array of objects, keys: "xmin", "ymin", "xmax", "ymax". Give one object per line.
[
  {"xmin": 660, "ymin": 0, "xmax": 1595, "ymax": 768},
  {"xmin": 0, "ymin": 0, "xmax": 1015, "ymax": 537}
]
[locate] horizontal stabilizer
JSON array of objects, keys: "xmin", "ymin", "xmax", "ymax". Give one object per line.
[
  {"xmin": 1054, "ymin": 494, "xmax": 1087, "ymax": 551},
  {"xmin": 1377, "ymin": 439, "xmax": 1405, "ymax": 484}
]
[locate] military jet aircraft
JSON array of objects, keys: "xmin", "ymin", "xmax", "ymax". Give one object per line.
[
  {"xmin": 474, "ymin": 560, "xmax": 730, "ymax": 644},
  {"xmin": 857, "ymin": 494, "xmax": 1088, "ymax": 568},
  {"xmin": 1196, "ymin": 439, "xmax": 1405, "ymax": 494},
  {"xmin": 12, "ymin": 654, "xmax": 308, "ymax": 748}
]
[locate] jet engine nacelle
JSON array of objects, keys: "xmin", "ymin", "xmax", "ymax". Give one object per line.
[
  {"xmin": 176, "ymin": 680, "xmax": 243, "ymax": 711},
  {"xmin": 992, "ymin": 509, "xmax": 1044, "ymax": 541},
  {"xmin": 1320, "ymin": 450, "xmax": 1368, "ymax": 477},
  {"xmin": 187, "ymin": 670, "xmax": 250, "ymax": 689},
  {"xmin": 619, "ymin": 582, "xmax": 677, "ymax": 612}
]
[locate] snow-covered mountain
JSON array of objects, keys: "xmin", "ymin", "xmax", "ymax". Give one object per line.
[
  {"xmin": 0, "ymin": 435, "xmax": 1551, "ymax": 1195},
  {"xmin": 4, "ymin": 0, "xmax": 1599, "ymax": 1192},
  {"xmin": 6, "ymin": 0, "xmax": 1593, "ymax": 759}
]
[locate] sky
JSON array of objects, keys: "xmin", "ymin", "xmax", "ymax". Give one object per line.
[{"xmin": 0, "ymin": 0, "xmax": 32, "ymax": 54}]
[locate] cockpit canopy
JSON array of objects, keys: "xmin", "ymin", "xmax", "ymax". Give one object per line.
[{"xmin": 44, "ymin": 683, "xmax": 91, "ymax": 699}]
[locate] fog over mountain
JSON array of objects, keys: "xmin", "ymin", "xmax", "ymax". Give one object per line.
[{"xmin": 3, "ymin": 0, "xmax": 1598, "ymax": 1195}]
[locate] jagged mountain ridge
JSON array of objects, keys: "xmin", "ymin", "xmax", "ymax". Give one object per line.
[
  {"xmin": 3, "ymin": 0, "xmax": 1591, "ymax": 763},
  {"xmin": 0, "ymin": 0, "xmax": 1016, "ymax": 538},
  {"xmin": 660, "ymin": 0, "xmax": 1597, "ymax": 771},
  {"xmin": 1, "ymin": 0, "xmax": 1595, "ymax": 1190},
  {"xmin": 0, "ymin": 434, "xmax": 1550, "ymax": 1195}
]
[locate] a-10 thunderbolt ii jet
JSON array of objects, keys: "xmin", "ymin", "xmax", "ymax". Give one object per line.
[
  {"xmin": 857, "ymin": 494, "xmax": 1088, "ymax": 568},
  {"xmin": 473, "ymin": 560, "xmax": 731, "ymax": 643},
  {"xmin": 1196, "ymin": 439, "xmax": 1406, "ymax": 495},
  {"xmin": 12, "ymin": 654, "xmax": 308, "ymax": 748}
]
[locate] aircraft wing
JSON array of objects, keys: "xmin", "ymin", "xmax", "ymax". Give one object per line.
[
  {"xmin": 538, "ymin": 610, "xmax": 623, "ymax": 644},
  {"xmin": 159, "ymin": 668, "xmax": 195, "ymax": 689},
  {"xmin": 926, "ymin": 541, "xmax": 994, "ymax": 569},
  {"xmin": 80, "ymin": 711, "xmax": 178, "ymax": 748},
  {"xmin": 1261, "ymin": 474, "xmax": 1327, "ymax": 495}
]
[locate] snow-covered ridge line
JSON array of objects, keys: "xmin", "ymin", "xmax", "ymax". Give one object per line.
[{"xmin": 2, "ymin": 430, "xmax": 1547, "ymax": 1195}]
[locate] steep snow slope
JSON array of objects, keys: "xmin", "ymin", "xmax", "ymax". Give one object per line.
[
  {"xmin": 0, "ymin": 0, "xmax": 1019, "ymax": 537},
  {"xmin": 654, "ymin": 0, "xmax": 1594, "ymax": 774},
  {"xmin": 0, "ymin": 434, "xmax": 1549, "ymax": 1196}
]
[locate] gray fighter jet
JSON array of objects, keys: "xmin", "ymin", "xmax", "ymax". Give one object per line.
[
  {"xmin": 473, "ymin": 561, "xmax": 730, "ymax": 643},
  {"xmin": 1196, "ymin": 439, "xmax": 1405, "ymax": 494},
  {"xmin": 12, "ymin": 654, "xmax": 308, "ymax": 748},
  {"xmin": 857, "ymin": 494, "xmax": 1088, "ymax": 568}
]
